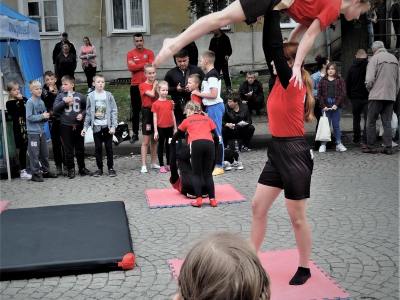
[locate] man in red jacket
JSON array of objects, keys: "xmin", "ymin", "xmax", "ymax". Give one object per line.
[{"xmin": 127, "ymin": 33, "xmax": 154, "ymax": 142}]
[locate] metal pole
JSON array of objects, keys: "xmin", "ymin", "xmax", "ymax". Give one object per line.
[
  {"xmin": 251, "ymin": 24, "xmax": 255, "ymax": 69},
  {"xmin": 0, "ymin": 71, "xmax": 11, "ymax": 181}
]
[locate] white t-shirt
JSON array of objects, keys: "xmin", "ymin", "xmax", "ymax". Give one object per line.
[
  {"xmin": 93, "ymin": 91, "xmax": 107, "ymax": 126},
  {"xmin": 201, "ymin": 68, "xmax": 223, "ymax": 106}
]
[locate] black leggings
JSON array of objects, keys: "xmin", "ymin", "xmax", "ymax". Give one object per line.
[
  {"xmin": 157, "ymin": 127, "xmax": 173, "ymax": 166},
  {"xmin": 190, "ymin": 140, "xmax": 215, "ymax": 198}
]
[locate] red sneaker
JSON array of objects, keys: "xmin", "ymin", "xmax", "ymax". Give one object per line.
[
  {"xmin": 209, "ymin": 199, "xmax": 218, "ymax": 207},
  {"xmin": 191, "ymin": 197, "xmax": 203, "ymax": 207}
]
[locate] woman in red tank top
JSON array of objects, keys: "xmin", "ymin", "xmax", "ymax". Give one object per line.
[{"xmin": 250, "ymin": 11, "xmax": 316, "ymax": 286}]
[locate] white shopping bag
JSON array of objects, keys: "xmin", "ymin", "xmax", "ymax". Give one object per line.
[
  {"xmin": 84, "ymin": 127, "xmax": 94, "ymax": 144},
  {"xmin": 315, "ymin": 112, "xmax": 331, "ymax": 142}
]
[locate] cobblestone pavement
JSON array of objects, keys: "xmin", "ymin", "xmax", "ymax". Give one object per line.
[{"xmin": 0, "ymin": 147, "xmax": 399, "ymax": 300}]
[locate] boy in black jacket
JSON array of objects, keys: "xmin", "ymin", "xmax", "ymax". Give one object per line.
[
  {"xmin": 346, "ymin": 49, "xmax": 369, "ymax": 145},
  {"xmin": 53, "ymin": 75, "xmax": 91, "ymax": 178}
]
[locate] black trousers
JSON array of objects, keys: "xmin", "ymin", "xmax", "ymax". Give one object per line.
[
  {"xmin": 366, "ymin": 100, "xmax": 394, "ymax": 148},
  {"xmin": 157, "ymin": 127, "xmax": 174, "ymax": 166},
  {"xmin": 17, "ymin": 141, "xmax": 28, "ymax": 170},
  {"xmin": 50, "ymin": 119, "xmax": 64, "ymax": 167},
  {"xmin": 60, "ymin": 124, "xmax": 85, "ymax": 171},
  {"xmin": 83, "ymin": 65, "xmax": 97, "ymax": 89},
  {"xmin": 222, "ymin": 124, "xmax": 255, "ymax": 148},
  {"xmin": 191, "ymin": 140, "xmax": 215, "ymax": 198},
  {"xmin": 247, "ymin": 95, "xmax": 264, "ymax": 114},
  {"xmin": 94, "ymin": 127, "xmax": 114, "ymax": 170},
  {"xmin": 130, "ymin": 85, "xmax": 141, "ymax": 136},
  {"xmin": 351, "ymin": 98, "xmax": 368, "ymax": 143},
  {"xmin": 215, "ymin": 60, "xmax": 231, "ymax": 89}
]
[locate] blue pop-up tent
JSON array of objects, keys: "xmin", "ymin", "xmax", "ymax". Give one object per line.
[
  {"xmin": 0, "ymin": 3, "xmax": 43, "ymax": 97},
  {"xmin": 0, "ymin": 4, "xmax": 43, "ymax": 180}
]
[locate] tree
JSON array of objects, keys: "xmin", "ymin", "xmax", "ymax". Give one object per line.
[{"xmin": 188, "ymin": 0, "xmax": 229, "ymax": 19}]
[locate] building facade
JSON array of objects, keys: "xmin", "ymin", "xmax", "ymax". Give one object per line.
[{"xmin": 5, "ymin": 0, "xmax": 342, "ymax": 82}]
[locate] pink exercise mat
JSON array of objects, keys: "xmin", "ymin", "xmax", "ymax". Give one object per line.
[
  {"xmin": 168, "ymin": 248, "xmax": 350, "ymax": 300},
  {"xmin": 145, "ymin": 184, "xmax": 246, "ymax": 208},
  {"xmin": 0, "ymin": 201, "xmax": 10, "ymax": 213}
]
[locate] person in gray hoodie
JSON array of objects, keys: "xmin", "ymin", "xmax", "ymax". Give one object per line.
[
  {"xmin": 82, "ymin": 74, "xmax": 118, "ymax": 177},
  {"xmin": 364, "ymin": 41, "xmax": 400, "ymax": 155},
  {"xmin": 26, "ymin": 80, "xmax": 57, "ymax": 182}
]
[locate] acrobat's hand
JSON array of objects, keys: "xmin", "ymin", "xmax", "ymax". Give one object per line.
[
  {"xmin": 154, "ymin": 38, "xmax": 177, "ymax": 67},
  {"xmin": 290, "ymin": 65, "xmax": 304, "ymax": 90}
]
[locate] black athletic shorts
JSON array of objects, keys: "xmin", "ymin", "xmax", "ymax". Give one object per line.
[
  {"xmin": 258, "ymin": 136, "xmax": 314, "ymax": 200},
  {"xmin": 239, "ymin": 0, "xmax": 277, "ymax": 24},
  {"xmin": 141, "ymin": 107, "xmax": 154, "ymax": 135}
]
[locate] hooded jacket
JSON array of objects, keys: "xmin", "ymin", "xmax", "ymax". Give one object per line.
[{"xmin": 346, "ymin": 58, "xmax": 369, "ymax": 100}]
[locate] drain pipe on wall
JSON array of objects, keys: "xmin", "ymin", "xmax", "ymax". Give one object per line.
[
  {"xmin": 99, "ymin": 0, "xmax": 104, "ymax": 72},
  {"xmin": 251, "ymin": 24, "xmax": 255, "ymax": 69},
  {"xmin": 325, "ymin": 28, "xmax": 331, "ymax": 60}
]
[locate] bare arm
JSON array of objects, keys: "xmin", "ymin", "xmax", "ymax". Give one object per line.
[
  {"xmin": 196, "ymin": 87, "xmax": 218, "ymax": 99},
  {"xmin": 154, "ymin": 1, "xmax": 245, "ymax": 66},
  {"xmin": 288, "ymin": 23, "xmax": 308, "ymax": 43},
  {"xmin": 291, "ymin": 19, "xmax": 322, "ymax": 88}
]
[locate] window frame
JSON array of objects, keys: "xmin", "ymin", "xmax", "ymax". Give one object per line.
[
  {"xmin": 105, "ymin": 0, "xmax": 150, "ymax": 35},
  {"xmin": 18, "ymin": 0, "xmax": 65, "ymax": 36}
]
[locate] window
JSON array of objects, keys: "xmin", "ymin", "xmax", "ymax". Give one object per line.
[
  {"xmin": 20, "ymin": 0, "xmax": 64, "ymax": 34},
  {"xmin": 106, "ymin": 0, "xmax": 149, "ymax": 33},
  {"xmin": 190, "ymin": 0, "xmax": 231, "ymax": 30}
]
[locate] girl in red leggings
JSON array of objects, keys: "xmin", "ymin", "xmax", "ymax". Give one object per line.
[{"xmin": 171, "ymin": 101, "xmax": 219, "ymax": 207}]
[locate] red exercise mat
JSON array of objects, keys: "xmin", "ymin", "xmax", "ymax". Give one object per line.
[
  {"xmin": 145, "ymin": 184, "xmax": 246, "ymax": 208},
  {"xmin": 0, "ymin": 201, "xmax": 9, "ymax": 213},
  {"xmin": 168, "ymin": 249, "xmax": 350, "ymax": 300}
]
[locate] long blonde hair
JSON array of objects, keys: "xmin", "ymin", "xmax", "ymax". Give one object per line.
[{"xmin": 178, "ymin": 232, "xmax": 270, "ymax": 300}]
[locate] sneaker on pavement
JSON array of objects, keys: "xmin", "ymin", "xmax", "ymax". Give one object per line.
[
  {"xmin": 223, "ymin": 161, "xmax": 232, "ymax": 171},
  {"xmin": 79, "ymin": 168, "xmax": 92, "ymax": 176},
  {"xmin": 93, "ymin": 169, "xmax": 103, "ymax": 177},
  {"xmin": 381, "ymin": 147, "xmax": 393, "ymax": 155},
  {"xmin": 212, "ymin": 167, "xmax": 224, "ymax": 176},
  {"xmin": 20, "ymin": 169, "xmax": 32, "ymax": 180},
  {"xmin": 43, "ymin": 171, "xmax": 58, "ymax": 178},
  {"xmin": 31, "ymin": 173, "xmax": 44, "ymax": 182},
  {"xmin": 318, "ymin": 145, "xmax": 326, "ymax": 153},
  {"xmin": 159, "ymin": 166, "xmax": 168, "ymax": 173},
  {"xmin": 141, "ymin": 165, "xmax": 148, "ymax": 173},
  {"xmin": 67, "ymin": 169, "xmax": 75, "ymax": 179},
  {"xmin": 241, "ymin": 146, "xmax": 251, "ymax": 152},
  {"xmin": 235, "ymin": 161, "xmax": 244, "ymax": 170},
  {"xmin": 130, "ymin": 134, "xmax": 139, "ymax": 144},
  {"xmin": 108, "ymin": 169, "xmax": 117, "ymax": 177},
  {"xmin": 362, "ymin": 147, "xmax": 378, "ymax": 154},
  {"xmin": 336, "ymin": 143, "xmax": 347, "ymax": 152},
  {"xmin": 151, "ymin": 163, "xmax": 160, "ymax": 169},
  {"xmin": 56, "ymin": 166, "xmax": 63, "ymax": 176}
]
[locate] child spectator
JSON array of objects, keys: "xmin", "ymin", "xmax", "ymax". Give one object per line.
[
  {"xmin": 42, "ymin": 71, "xmax": 64, "ymax": 175},
  {"xmin": 173, "ymin": 232, "xmax": 270, "ymax": 300},
  {"xmin": 239, "ymin": 72, "xmax": 265, "ymax": 115},
  {"xmin": 26, "ymin": 81, "xmax": 57, "ymax": 182},
  {"xmin": 222, "ymin": 92, "xmax": 254, "ymax": 152},
  {"xmin": 318, "ymin": 62, "xmax": 347, "ymax": 152},
  {"xmin": 139, "ymin": 64, "xmax": 159, "ymax": 173},
  {"xmin": 186, "ymin": 73, "xmax": 202, "ymax": 105},
  {"xmin": 192, "ymin": 51, "xmax": 225, "ymax": 176},
  {"xmin": 6, "ymin": 81, "xmax": 30, "ymax": 180},
  {"xmin": 53, "ymin": 75, "xmax": 91, "ymax": 178},
  {"xmin": 82, "ymin": 74, "xmax": 118, "ymax": 177},
  {"xmin": 152, "ymin": 81, "xmax": 177, "ymax": 173},
  {"xmin": 172, "ymin": 101, "xmax": 219, "ymax": 207}
]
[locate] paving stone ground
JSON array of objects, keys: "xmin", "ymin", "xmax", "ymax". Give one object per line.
[{"xmin": 0, "ymin": 145, "xmax": 399, "ymax": 300}]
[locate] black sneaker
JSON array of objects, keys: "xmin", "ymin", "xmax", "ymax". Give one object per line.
[
  {"xmin": 130, "ymin": 134, "xmax": 139, "ymax": 143},
  {"xmin": 56, "ymin": 166, "xmax": 63, "ymax": 176},
  {"xmin": 43, "ymin": 171, "xmax": 58, "ymax": 178},
  {"xmin": 79, "ymin": 168, "xmax": 92, "ymax": 176},
  {"xmin": 382, "ymin": 147, "xmax": 393, "ymax": 155},
  {"xmin": 93, "ymin": 169, "xmax": 103, "ymax": 177},
  {"xmin": 31, "ymin": 173, "xmax": 44, "ymax": 182},
  {"xmin": 108, "ymin": 169, "xmax": 117, "ymax": 177},
  {"xmin": 67, "ymin": 169, "xmax": 75, "ymax": 179}
]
